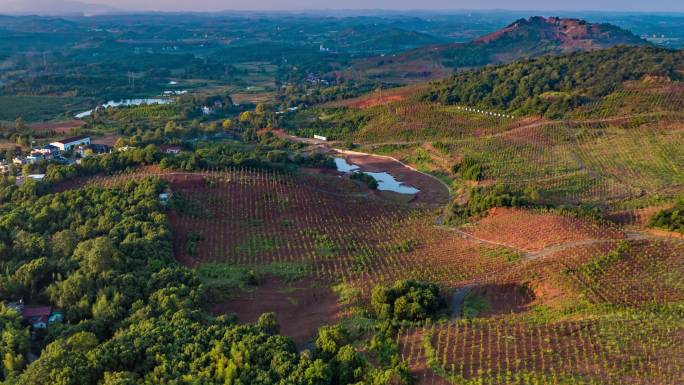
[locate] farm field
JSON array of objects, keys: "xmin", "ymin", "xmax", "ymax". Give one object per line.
[
  {"xmin": 340, "ymin": 112, "xmax": 684, "ymax": 209},
  {"xmin": 52, "ymin": 75, "xmax": 684, "ymax": 382},
  {"xmin": 399, "ymin": 316, "xmax": 684, "ymax": 385},
  {"xmin": 76, "ymin": 168, "xmax": 506, "ymax": 288},
  {"xmin": 64, "ymin": 164, "xmax": 683, "ymax": 356}
]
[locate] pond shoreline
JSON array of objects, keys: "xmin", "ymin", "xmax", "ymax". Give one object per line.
[
  {"xmin": 271, "ymin": 129, "xmax": 451, "ymax": 206},
  {"xmin": 334, "ymin": 157, "xmax": 421, "ymax": 195}
]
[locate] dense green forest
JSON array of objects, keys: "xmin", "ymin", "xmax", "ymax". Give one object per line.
[{"xmin": 426, "ymin": 46, "xmax": 684, "ymax": 117}]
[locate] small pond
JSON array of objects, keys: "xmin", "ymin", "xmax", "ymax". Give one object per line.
[
  {"xmin": 75, "ymin": 98, "xmax": 173, "ymax": 118},
  {"xmin": 364, "ymin": 172, "xmax": 420, "ymax": 195},
  {"xmin": 334, "ymin": 157, "xmax": 360, "ymax": 172},
  {"xmin": 334, "ymin": 157, "xmax": 420, "ymax": 195}
]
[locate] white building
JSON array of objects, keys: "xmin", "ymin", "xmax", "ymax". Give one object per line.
[{"xmin": 50, "ymin": 135, "xmax": 91, "ymax": 152}]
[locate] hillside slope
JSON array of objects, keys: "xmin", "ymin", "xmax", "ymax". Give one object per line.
[
  {"xmin": 425, "ymin": 45, "xmax": 684, "ymax": 117},
  {"xmin": 348, "ymin": 16, "xmax": 649, "ymax": 82}
]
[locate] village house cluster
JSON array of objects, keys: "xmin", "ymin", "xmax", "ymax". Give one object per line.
[
  {"xmin": 1, "ymin": 134, "xmax": 185, "ymax": 180},
  {"xmin": 0, "ymin": 135, "xmax": 115, "ymax": 177}
]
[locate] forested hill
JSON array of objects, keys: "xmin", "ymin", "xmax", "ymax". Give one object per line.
[
  {"xmin": 351, "ymin": 16, "xmax": 649, "ymax": 82},
  {"xmin": 433, "ymin": 16, "xmax": 649, "ymax": 67},
  {"xmin": 424, "ymin": 46, "xmax": 684, "ymax": 118},
  {"xmin": 474, "ymin": 16, "xmax": 646, "ymax": 51}
]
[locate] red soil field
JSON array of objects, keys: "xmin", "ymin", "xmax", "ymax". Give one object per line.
[
  {"xmin": 210, "ymin": 277, "xmax": 341, "ymax": 348},
  {"xmin": 55, "ymin": 168, "xmax": 526, "ymax": 296},
  {"xmin": 469, "ymin": 283, "xmax": 535, "ymax": 317},
  {"xmin": 348, "ymin": 95, "xmax": 404, "ymax": 109},
  {"xmin": 325, "ymin": 84, "xmax": 427, "ymax": 109},
  {"xmin": 27, "ymin": 119, "xmax": 84, "ymax": 133},
  {"xmin": 462, "ymin": 207, "xmax": 625, "ymax": 252},
  {"xmin": 92, "ymin": 134, "xmax": 120, "ymax": 147},
  {"xmin": 484, "ymin": 241, "xmax": 619, "ymax": 306}
]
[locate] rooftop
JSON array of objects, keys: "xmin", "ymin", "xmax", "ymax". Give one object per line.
[
  {"xmin": 52, "ymin": 135, "xmax": 91, "ymax": 145},
  {"xmin": 22, "ymin": 306, "xmax": 52, "ymax": 318}
]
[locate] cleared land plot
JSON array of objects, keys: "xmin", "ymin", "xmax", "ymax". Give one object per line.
[
  {"xmin": 210, "ymin": 277, "xmax": 340, "ymax": 348},
  {"xmin": 27, "ymin": 119, "xmax": 84, "ymax": 133}
]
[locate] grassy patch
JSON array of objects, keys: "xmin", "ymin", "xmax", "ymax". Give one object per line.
[
  {"xmin": 0, "ymin": 95, "xmax": 92, "ymax": 122},
  {"xmin": 197, "ymin": 261, "xmax": 310, "ymax": 292},
  {"xmin": 462, "ymin": 294, "xmax": 489, "ymax": 318},
  {"xmin": 303, "ymin": 229, "xmax": 338, "ymax": 257},
  {"xmin": 480, "ymin": 247, "xmax": 523, "ymax": 263},
  {"xmin": 234, "ymin": 234, "xmax": 283, "ymax": 256}
]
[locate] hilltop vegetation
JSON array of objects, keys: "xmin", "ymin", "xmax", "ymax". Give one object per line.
[{"xmin": 426, "ymin": 46, "xmax": 684, "ymax": 117}]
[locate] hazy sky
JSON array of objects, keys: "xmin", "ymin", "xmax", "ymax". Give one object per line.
[{"xmin": 79, "ymin": 0, "xmax": 684, "ymax": 12}]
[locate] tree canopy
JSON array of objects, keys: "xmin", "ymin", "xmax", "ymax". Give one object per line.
[{"xmin": 426, "ymin": 46, "xmax": 684, "ymax": 118}]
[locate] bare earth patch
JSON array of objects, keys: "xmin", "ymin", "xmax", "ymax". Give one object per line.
[
  {"xmin": 471, "ymin": 283, "xmax": 535, "ymax": 317},
  {"xmin": 210, "ymin": 278, "xmax": 340, "ymax": 348},
  {"xmin": 28, "ymin": 120, "xmax": 84, "ymax": 133}
]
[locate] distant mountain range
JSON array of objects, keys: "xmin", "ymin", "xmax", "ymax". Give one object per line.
[
  {"xmin": 350, "ymin": 16, "xmax": 650, "ymax": 82},
  {"xmin": 0, "ymin": 0, "xmax": 119, "ymax": 16}
]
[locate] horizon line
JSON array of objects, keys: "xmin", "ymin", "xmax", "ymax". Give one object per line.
[{"xmin": 4, "ymin": 8, "xmax": 684, "ymax": 16}]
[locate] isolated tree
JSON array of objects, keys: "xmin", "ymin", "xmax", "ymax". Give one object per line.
[
  {"xmin": 239, "ymin": 111, "xmax": 253, "ymax": 123},
  {"xmin": 14, "ymin": 117, "xmax": 25, "ymax": 131},
  {"xmin": 257, "ymin": 312, "xmax": 280, "ymax": 335}
]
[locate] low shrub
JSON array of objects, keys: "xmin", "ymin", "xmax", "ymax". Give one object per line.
[{"xmin": 371, "ymin": 280, "xmax": 445, "ymax": 321}]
